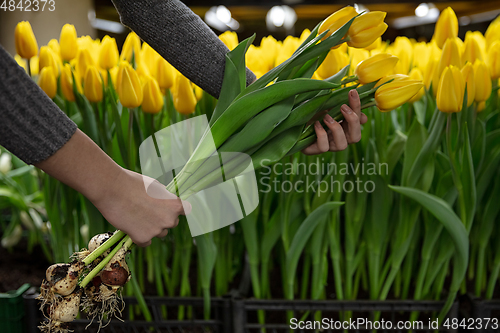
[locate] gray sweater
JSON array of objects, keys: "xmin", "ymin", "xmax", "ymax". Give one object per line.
[{"xmin": 0, "ymin": 0, "xmax": 255, "ymax": 165}]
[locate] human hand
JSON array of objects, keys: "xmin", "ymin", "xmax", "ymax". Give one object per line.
[
  {"xmin": 302, "ymin": 89, "xmax": 367, "ymax": 155},
  {"xmin": 92, "ymin": 168, "xmax": 191, "ymax": 247}
]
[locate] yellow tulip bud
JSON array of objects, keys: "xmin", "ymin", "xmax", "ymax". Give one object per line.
[
  {"xmin": 437, "ymin": 37, "xmax": 462, "ymax": 78},
  {"xmin": 349, "ymin": 47, "xmax": 370, "ymax": 73},
  {"xmin": 317, "ymin": 48, "xmax": 350, "ymax": 79},
  {"xmin": 473, "ymin": 60, "xmax": 492, "ymax": 102},
  {"xmin": 121, "ymin": 32, "xmax": 142, "ymax": 63},
  {"xmin": 14, "ymin": 55, "xmax": 27, "ymax": 71},
  {"xmin": 48, "ymin": 39, "xmax": 60, "ymax": 57},
  {"xmin": 347, "ymin": 12, "xmax": 388, "ymax": 49},
  {"xmin": 408, "ymin": 68, "xmax": 425, "ymax": 103},
  {"xmin": 99, "ymin": 36, "xmax": 119, "ymax": 70},
  {"xmin": 141, "ymin": 43, "xmax": 161, "ymax": 77},
  {"xmin": 374, "ymin": 74, "xmax": 409, "ymax": 88},
  {"xmin": 299, "ymin": 29, "xmax": 311, "ymax": 44},
  {"xmin": 75, "ymin": 48, "xmax": 95, "ymax": 83},
  {"xmin": 219, "ymin": 31, "xmax": 239, "ymax": 51},
  {"xmin": 485, "ymin": 18, "xmax": 500, "ymax": 51},
  {"xmin": 246, "ymin": 45, "xmax": 265, "ymax": 75},
  {"xmin": 39, "ymin": 46, "xmax": 60, "ymax": 78},
  {"xmin": 142, "ymin": 77, "xmax": 164, "ymax": 114},
  {"xmin": 487, "ymin": 41, "xmax": 500, "ymax": 79},
  {"xmin": 173, "ymin": 74, "xmax": 197, "ymax": 115},
  {"xmin": 355, "ymin": 53, "xmax": 399, "ymax": 84},
  {"xmin": 109, "ymin": 66, "xmax": 119, "ymax": 89},
  {"xmin": 462, "ymin": 34, "xmax": 484, "ymax": 65},
  {"xmin": 193, "ymin": 84, "xmax": 204, "ymax": 101},
  {"xmin": 61, "ymin": 63, "xmax": 81, "ymax": 102},
  {"xmin": 15, "ymin": 21, "xmax": 38, "ymax": 59},
  {"xmin": 30, "ymin": 56, "xmax": 39, "ymax": 76},
  {"xmin": 432, "ymin": 7, "xmax": 458, "ymax": 49},
  {"xmin": 116, "ymin": 62, "xmax": 143, "ymax": 108},
  {"xmin": 436, "ymin": 66, "xmax": 465, "ymax": 113},
  {"xmin": 38, "ymin": 66, "xmax": 57, "ymax": 99},
  {"xmin": 375, "ymin": 79, "xmax": 424, "ymax": 112},
  {"xmin": 84, "ymin": 66, "xmax": 103, "ymax": 103},
  {"xmin": 461, "ymin": 63, "xmax": 475, "ymax": 107},
  {"xmin": 364, "ymin": 37, "xmax": 382, "ymax": 51},
  {"xmin": 156, "ymin": 58, "xmax": 176, "ymax": 90},
  {"xmin": 390, "ymin": 36, "xmax": 413, "ymax": 74},
  {"xmin": 59, "ymin": 24, "xmax": 78, "ymax": 61},
  {"xmin": 260, "ymin": 35, "xmax": 279, "ymax": 72},
  {"xmin": 275, "ymin": 36, "xmax": 300, "ymax": 66},
  {"xmin": 318, "ymin": 6, "xmax": 358, "ymax": 40},
  {"xmin": 477, "ymin": 101, "xmax": 486, "ymax": 112}
]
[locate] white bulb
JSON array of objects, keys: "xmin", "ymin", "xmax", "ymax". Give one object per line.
[{"xmin": 270, "ymin": 6, "xmax": 286, "ymax": 27}]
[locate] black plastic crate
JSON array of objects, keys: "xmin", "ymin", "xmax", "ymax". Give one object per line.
[
  {"xmin": 233, "ymin": 298, "xmax": 459, "ymax": 333},
  {"xmin": 24, "ymin": 294, "xmax": 232, "ymax": 333},
  {"xmin": 469, "ymin": 295, "xmax": 500, "ymax": 333}
]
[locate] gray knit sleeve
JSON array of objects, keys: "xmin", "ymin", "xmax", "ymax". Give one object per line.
[
  {"xmin": 0, "ymin": 45, "xmax": 78, "ymax": 165},
  {"xmin": 110, "ymin": 0, "xmax": 256, "ymax": 99}
]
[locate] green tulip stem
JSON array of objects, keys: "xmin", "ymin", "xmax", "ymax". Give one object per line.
[
  {"xmin": 79, "ymin": 235, "xmax": 133, "ymax": 288},
  {"xmin": 26, "ymin": 60, "xmax": 32, "ymax": 78},
  {"xmin": 82, "ymin": 230, "xmax": 126, "ymax": 265}
]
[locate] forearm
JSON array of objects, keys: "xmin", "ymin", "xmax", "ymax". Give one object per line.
[
  {"xmin": 35, "ymin": 129, "xmax": 122, "ymax": 204},
  {"xmin": 0, "ymin": 44, "xmax": 77, "ymax": 165},
  {"xmin": 110, "ymin": 0, "xmax": 255, "ymax": 98}
]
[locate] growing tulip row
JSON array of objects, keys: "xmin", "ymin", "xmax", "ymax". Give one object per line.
[{"xmin": 1, "ymin": 5, "xmax": 500, "ymax": 328}]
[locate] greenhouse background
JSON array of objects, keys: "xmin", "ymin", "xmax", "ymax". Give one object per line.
[{"xmin": 1, "ymin": 0, "xmax": 500, "ymax": 332}]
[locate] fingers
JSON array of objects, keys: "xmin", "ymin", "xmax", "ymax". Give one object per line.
[
  {"xmin": 340, "ymin": 104, "xmax": 361, "ymax": 144},
  {"xmin": 324, "ymin": 114, "xmax": 348, "ymax": 151},
  {"xmin": 158, "ymin": 229, "xmax": 169, "ymax": 238},
  {"xmin": 314, "ymin": 121, "xmax": 330, "ymax": 153},
  {"xmin": 348, "ymin": 89, "xmax": 367, "ymax": 125}
]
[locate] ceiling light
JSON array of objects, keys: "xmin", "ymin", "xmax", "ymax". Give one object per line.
[
  {"xmin": 266, "ymin": 5, "xmax": 297, "ymax": 31},
  {"xmin": 415, "ymin": 3, "xmax": 429, "ymax": 18}
]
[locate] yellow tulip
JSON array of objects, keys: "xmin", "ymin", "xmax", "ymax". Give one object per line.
[
  {"xmin": 317, "ymin": 48, "xmax": 350, "ymax": 79},
  {"xmin": 460, "ymin": 63, "xmax": 475, "ymax": 107},
  {"xmin": 39, "ymin": 46, "xmax": 60, "ymax": 78},
  {"xmin": 408, "ymin": 68, "xmax": 425, "ymax": 102},
  {"xmin": 487, "ymin": 41, "xmax": 500, "ymax": 79},
  {"xmin": 355, "ymin": 53, "xmax": 399, "ymax": 84},
  {"xmin": 75, "ymin": 48, "xmax": 95, "ymax": 83},
  {"xmin": 462, "ymin": 34, "xmax": 484, "ymax": 65},
  {"xmin": 193, "ymin": 84, "xmax": 204, "ymax": 101},
  {"xmin": 59, "ymin": 24, "xmax": 78, "ymax": 61},
  {"xmin": 15, "ymin": 21, "xmax": 38, "ymax": 59},
  {"xmin": 437, "ymin": 37, "xmax": 462, "ymax": 78},
  {"xmin": 38, "ymin": 66, "xmax": 57, "ymax": 99},
  {"xmin": 275, "ymin": 35, "xmax": 300, "ymax": 66},
  {"xmin": 141, "ymin": 43, "xmax": 161, "ymax": 77},
  {"xmin": 142, "ymin": 77, "xmax": 164, "ymax": 114},
  {"xmin": 413, "ymin": 42, "xmax": 430, "ymax": 70},
  {"xmin": 364, "ymin": 37, "xmax": 382, "ymax": 51},
  {"xmin": 375, "ymin": 79, "xmax": 424, "ymax": 112},
  {"xmin": 84, "ymin": 66, "xmax": 103, "ymax": 103},
  {"xmin": 318, "ymin": 6, "xmax": 358, "ymax": 39},
  {"xmin": 219, "ymin": 31, "xmax": 239, "ymax": 51},
  {"xmin": 260, "ymin": 35, "xmax": 279, "ymax": 71},
  {"xmin": 436, "ymin": 66, "xmax": 465, "ymax": 113},
  {"xmin": 99, "ymin": 36, "xmax": 119, "ymax": 70},
  {"xmin": 30, "ymin": 56, "xmax": 39, "ymax": 76},
  {"xmin": 173, "ymin": 74, "xmax": 197, "ymax": 115},
  {"xmin": 347, "ymin": 12, "xmax": 388, "ymax": 49},
  {"xmin": 389, "ymin": 36, "xmax": 413, "ymax": 74},
  {"xmin": 61, "ymin": 63, "xmax": 81, "ymax": 102},
  {"xmin": 109, "ymin": 66, "xmax": 119, "ymax": 88},
  {"xmin": 349, "ymin": 47, "xmax": 370, "ymax": 72},
  {"xmin": 121, "ymin": 31, "xmax": 142, "ymax": 63},
  {"xmin": 485, "ymin": 17, "xmax": 500, "ymax": 51},
  {"xmin": 116, "ymin": 62, "xmax": 143, "ymax": 108},
  {"xmin": 299, "ymin": 29, "xmax": 311, "ymax": 44},
  {"xmin": 432, "ymin": 7, "xmax": 458, "ymax": 49},
  {"xmin": 477, "ymin": 101, "xmax": 486, "ymax": 112},
  {"xmin": 48, "ymin": 39, "xmax": 60, "ymax": 57},
  {"xmin": 473, "ymin": 60, "xmax": 492, "ymax": 102},
  {"xmin": 156, "ymin": 58, "xmax": 176, "ymax": 90},
  {"xmin": 374, "ymin": 74, "xmax": 409, "ymax": 88}
]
